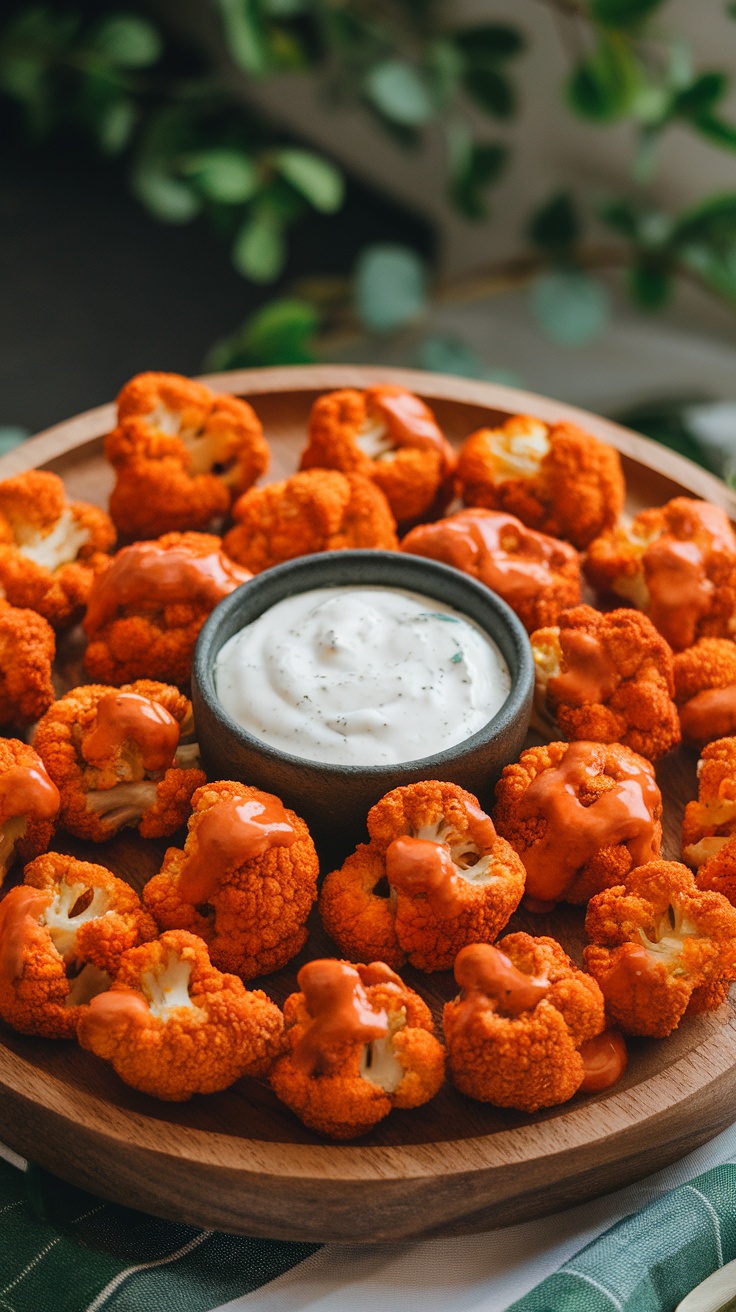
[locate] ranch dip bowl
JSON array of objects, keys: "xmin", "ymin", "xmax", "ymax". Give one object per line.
[{"xmin": 192, "ymin": 550, "xmax": 534, "ymax": 849}]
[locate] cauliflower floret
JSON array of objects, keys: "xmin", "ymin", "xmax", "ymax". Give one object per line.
[
  {"xmin": 0, "ymin": 471, "xmax": 115, "ymax": 629},
  {"xmin": 585, "ymin": 499, "xmax": 736, "ymax": 652},
  {"xmin": 0, "ymin": 601, "xmax": 55, "ymax": 730},
  {"xmin": 584, "ymin": 859, "xmax": 736, "ymax": 1036},
  {"xmin": 674, "ymin": 638, "xmax": 736, "ymax": 746},
  {"xmin": 223, "ymin": 469, "xmax": 397, "ymax": 573},
  {"xmin": 76, "ymin": 930, "xmax": 284, "ymax": 1100},
  {"xmin": 531, "ymin": 605, "xmax": 680, "ymax": 761},
  {"xmin": 33, "ymin": 681, "xmax": 205, "ymax": 841},
  {"xmin": 0, "ymin": 740, "xmax": 59, "ymax": 888},
  {"xmin": 0, "ymin": 852, "xmax": 156, "ymax": 1038},
  {"xmin": 401, "ymin": 508, "xmax": 581, "ymax": 634},
  {"xmin": 443, "ymin": 936, "xmax": 609, "ymax": 1112},
  {"xmin": 143, "ymin": 781, "xmax": 319, "ymax": 980},
  {"xmin": 319, "ymin": 781, "xmax": 525, "ymax": 972},
  {"xmin": 456, "ymin": 415, "xmax": 625, "ymax": 549},
  {"xmin": 680, "ymin": 737, "xmax": 736, "ymax": 905},
  {"xmin": 300, "ymin": 386, "xmax": 457, "ymax": 524},
  {"xmin": 82, "ymin": 532, "xmax": 251, "ymax": 686},
  {"xmin": 270, "ymin": 958, "xmax": 445, "ymax": 1138},
  {"xmin": 494, "ymin": 740, "xmax": 662, "ymax": 908},
  {"xmin": 106, "ymin": 372, "xmax": 269, "ymax": 539}
]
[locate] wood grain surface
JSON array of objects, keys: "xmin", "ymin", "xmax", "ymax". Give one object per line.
[{"xmin": 1, "ymin": 366, "xmax": 735, "ymax": 1244}]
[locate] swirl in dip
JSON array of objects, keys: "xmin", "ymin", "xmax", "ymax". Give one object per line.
[{"xmin": 214, "ymin": 586, "xmax": 511, "ymax": 766}]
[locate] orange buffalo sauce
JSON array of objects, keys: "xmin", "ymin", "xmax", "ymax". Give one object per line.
[
  {"xmin": 679, "ymin": 685, "xmax": 736, "ymax": 743},
  {"xmin": 549, "ymin": 630, "xmax": 619, "ymax": 706},
  {"xmin": 454, "ymin": 943, "xmax": 549, "ymax": 1018},
  {"xmin": 386, "ymin": 836, "xmax": 460, "ymax": 915},
  {"xmin": 83, "ymin": 540, "xmax": 251, "ymax": 633},
  {"xmin": 402, "ymin": 511, "xmax": 576, "ymax": 613},
  {"xmin": 518, "ymin": 742, "xmax": 660, "ymax": 903},
  {"xmin": 0, "ymin": 762, "xmax": 60, "ymax": 822},
  {"xmin": 599, "ymin": 943, "xmax": 662, "ymax": 1015},
  {"xmin": 177, "ymin": 791, "xmax": 297, "ymax": 903},
  {"xmin": 82, "ymin": 692, "xmax": 180, "ymax": 774},
  {"xmin": 367, "ymin": 386, "xmax": 455, "ymax": 474},
  {"xmin": 644, "ymin": 537, "xmax": 713, "ymax": 653},
  {"xmin": 82, "ymin": 988, "xmax": 150, "ymax": 1039},
  {"xmin": 578, "ymin": 1029, "xmax": 627, "ymax": 1093},
  {"xmin": 292, "ymin": 960, "xmax": 388, "ymax": 1075},
  {"xmin": 0, "ymin": 885, "xmax": 51, "ymax": 983}
]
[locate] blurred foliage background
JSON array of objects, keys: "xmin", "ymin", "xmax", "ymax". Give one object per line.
[{"xmin": 1, "ymin": 0, "xmax": 735, "ymax": 480}]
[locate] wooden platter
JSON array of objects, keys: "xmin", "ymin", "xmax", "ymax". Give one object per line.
[{"xmin": 1, "ymin": 365, "xmax": 736, "ymax": 1244}]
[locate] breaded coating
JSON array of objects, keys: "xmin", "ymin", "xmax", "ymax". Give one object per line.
[
  {"xmin": 585, "ymin": 498, "xmax": 736, "ymax": 652},
  {"xmin": 0, "ymin": 852, "xmax": 156, "ymax": 1038},
  {"xmin": 674, "ymin": 638, "xmax": 736, "ymax": 746},
  {"xmin": 0, "ymin": 470, "xmax": 115, "ymax": 629},
  {"xmin": 494, "ymin": 740, "xmax": 662, "ymax": 907},
  {"xmin": 223, "ymin": 469, "xmax": 397, "ymax": 573},
  {"xmin": 270, "ymin": 958, "xmax": 445, "ymax": 1138},
  {"xmin": 531, "ymin": 605, "xmax": 680, "ymax": 761},
  {"xmin": 106, "ymin": 372, "xmax": 269, "ymax": 539},
  {"xmin": 682, "ymin": 737, "xmax": 736, "ymax": 904},
  {"xmin": 0, "ymin": 601, "xmax": 55, "ymax": 730},
  {"xmin": 401, "ymin": 507, "xmax": 581, "ymax": 634},
  {"xmin": 320, "ymin": 781, "xmax": 525, "ymax": 972},
  {"xmin": 83, "ymin": 531, "xmax": 251, "ymax": 686},
  {"xmin": 443, "ymin": 936, "xmax": 607, "ymax": 1112},
  {"xmin": 300, "ymin": 386, "xmax": 456, "ymax": 523},
  {"xmin": 34, "ymin": 681, "xmax": 205, "ymax": 842},
  {"xmin": 0, "ymin": 739, "xmax": 59, "ymax": 889},
  {"xmin": 456, "ymin": 415, "xmax": 624, "ymax": 549},
  {"xmin": 77, "ymin": 930, "xmax": 284, "ymax": 1100},
  {"xmin": 143, "ymin": 781, "xmax": 319, "ymax": 980},
  {"xmin": 584, "ymin": 859, "xmax": 736, "ymax": 1036}
]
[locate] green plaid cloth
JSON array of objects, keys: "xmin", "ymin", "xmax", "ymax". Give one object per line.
[{"xmin": 508, "ymin": 1162, "xmax": 736, "ymax": 1312}]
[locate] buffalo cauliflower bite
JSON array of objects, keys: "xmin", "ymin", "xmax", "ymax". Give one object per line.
[
  {"xmin": 456, "ymin": 415, "xmax": 624, "ymax": 550},
  {"xmin": 0, "ymin": 471, "xmax": 115, "ymax": 629},
  {"xmin": 0, "ymin": 601, "xmax": 55, "ymax": 729},
  {"xmin": 443, "ymin": 937, "xmax": 608, "ymax": 1112},
  {"xmin": 584, "ymin": 859, "xmax": 736, "ymax": 1037},
  {"xmin": 531, "ymin": 605, "xmax": 680, "ymax": 761},
  {"xmin": 674, "ymin": 638, "xmax": 736, "ymax": 746},
  {"xmin": 76, "ymin": 929, "xmax": 284, "ymax": 1100},
  {"xmin": 222, "ymin": 469, "xmax": 397, "ymax": 573},
  {"xmin": 143, "ymin": 782, "xmax": 319, "ymax": 980},
  {"xmin": 300, "ymin": 386, "xmax": 456, "ymax": 524},
  {"xmin": 0, "ymin": 852, "xmax": 156, "ymax": 1038},
  {"xmin": 106, "ymin": 372, "xmax": 269, "ymax": 540},
  {"xmin": 494, "ymin": 740, "xmax": 662, "ymax": 908},
  {"xmin": 401, "ymin": 508, "xmax": 581, "ymax": 634},
  {"xmin": 585, "ymin": 499, "xmax": 736, "ymax": 652},
  {"xmin": 682, "ymin": 737, "xmax": 736, "ymax": 904},
  {"xmin": 82, "ymin": 532, "xmax": 252, "ymax": 686},
  {"xmin": 33, "ymin": 681, "xmax": 205, "ymax": 841},
  {"xmin": 270, "ymin": 958, "xmax": 445, "ymax": 1138},
  {"xmin": 0, "ymin": 740, "xmax": 59, "ymax": 888},
  {"xmin": 319, "ymin": 781, "xmax": 525, "ymax": 972}
]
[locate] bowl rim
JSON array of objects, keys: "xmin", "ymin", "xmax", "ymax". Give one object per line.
[{"xmin": 193, "ymin": 549, "xmax": 534, "ymax": 777}]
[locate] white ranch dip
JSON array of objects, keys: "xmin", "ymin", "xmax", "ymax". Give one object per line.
[{"xmin": 214, "ymin": 586, "xmax": 510, "ymax": 766}]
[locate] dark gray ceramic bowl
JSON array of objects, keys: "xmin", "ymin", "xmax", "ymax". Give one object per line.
[{"xmin": 192, "ymin": 551, "xmax": 533, "ymax": 849}]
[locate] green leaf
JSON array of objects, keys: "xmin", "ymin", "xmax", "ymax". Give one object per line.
[
  {"xmin": 463, "ymin": 67, "xmax": 514, "ymax": 118},
  {"xmin": 233, "ymin": 212, "xmax": 285, "ymax": 281},
  {"xmin": 670, "ymin": 193, "xmax": 736, "ymax": 245},
  {"xmin": 589, "ymin": 0, "xmax": 665, "ymax": 28},
  {"xmin": 274, "ymin": 149, "xmax": 344, "ymax": 212},
  {"xmin": 354, "ymin": 243, "xmax": 427, "ymax": 332},
  {"xmin": 692, "ymin": 113, "xmax": 736, "ymax": 150},
  {"xmin": 217, "ymin": 0, "xmax": 269, "ymax": 75},
  {"xmin": 528, "ymin": 192, "xmax": 580, "ymax": 253},
  {"xmin": 132, "ymin": 171, "xmax": 202, "ymax": 222},
  {"xmin": 452, "ymin": 25, "xmax": 524, "ymax": 62},
  {"xmin": 96, "ymin": 96, "xmax": 137, "ymax": 154},
  {"xmin": 628, "ymin": 262, "xmax": 671, "ymax": 308},
  {"xmin": 674, "ymin": 72, "xmax": 728, "ymax": 118},
  {"xmin": 262, "ymin": 0, "xmax": 307, "ymax": 14},
  {"xmin": 599, "ymin": 197, "xmax": 641, "ymax": 239},
  {"xmin": 566, "ymin": 33, "xmax": 641, "ymax": 121},
  {"xmin": 450, "ymin": 140, "xmax": 507, "ymax": 219},
  {"xmin": 0, "ymin": 426, "xmax": 29, "ymax": 455},
  {"xmin": 90, "ymin": 15, "xmax": 162, "ymax": 68},
  {"xmin": 182, "ymin": 150, "xmax": 258, "ymax": 204},
  {"xmin": 207, "ymin": 297, "xmax": 319, "ymax": 369},
  {"xmin": 531, "ymin": 270, "xmax": 610, "ymax": 345},
  {"xmin": 364, "ymin": 60, "xmax": 434, "ymax": 126},
  {"xmin": 425, "ymin": 40, "xmax": 463, "ymax": 109}
]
